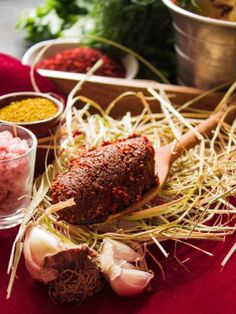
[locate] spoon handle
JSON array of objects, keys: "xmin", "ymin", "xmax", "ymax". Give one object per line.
[{"xmin": 170, "ymin": 106, "xmax": 235, "ymax": 164}]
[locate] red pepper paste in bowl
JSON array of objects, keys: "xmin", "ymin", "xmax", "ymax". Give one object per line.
[{"xmin": 36, "ymin": 47, "xmax": 126, "ymax": 78}]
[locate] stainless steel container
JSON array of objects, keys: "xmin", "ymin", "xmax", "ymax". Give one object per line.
[{"xmin": 162, "ymin": 0, "xmax": 236, "ymax": 89}]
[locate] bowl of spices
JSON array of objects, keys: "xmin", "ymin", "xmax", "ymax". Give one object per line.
[
  {"xmin": 0, "ymin": 123, "xmax": 37, "ymax": 229},
  {"xmin": 0, "ymin": 92, "xmax": 64, "ymax": 174},
  {"xmin": 35, "ymin": 46, "xmax": 127, "ymax": 78},
  {"xmin": 22, "ymin": 39, "xmax": 139, "ymax": 94}
]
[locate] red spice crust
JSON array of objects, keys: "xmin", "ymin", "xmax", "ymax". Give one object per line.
[
  {"xmin": 36, "ymin": 47, "xmax": 125, "ymax": 78},
  {"xmin": 51, "ymin": 134, "xmax": 158, "ymax": 223}
]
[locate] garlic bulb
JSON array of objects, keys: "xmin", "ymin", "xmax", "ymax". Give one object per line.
[
  {"xmin": 98, "ymin": 238, "xmax": 154, "ymax": 297},
  {"xmin": 23, "ymin": 225, "xmax": 103, "ymax": 303},
  {"xmin": 23, "ymin": 225, "xmax": 74, "ymax": 283}
]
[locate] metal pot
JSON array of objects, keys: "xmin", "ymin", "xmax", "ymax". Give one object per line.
[{"xmin": 162, "ymin": 0, "xmax": 236, "ymax": 89}]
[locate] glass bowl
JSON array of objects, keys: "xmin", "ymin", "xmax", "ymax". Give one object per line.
[{"xmin": 0, "ymin": 123, "xmax": 37, "ymax": 229}]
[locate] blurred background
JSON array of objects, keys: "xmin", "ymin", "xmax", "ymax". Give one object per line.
[
  {"xmin": 1, "ymin": 0, "xmax": 235, "ymax": 87},
  {"xmin": 0, "ymin": 0, "xmax": 175, "ymax": 81},
  {"xmin": 0, "ymin": 0, "xmax": 42, "ymax": 58}
]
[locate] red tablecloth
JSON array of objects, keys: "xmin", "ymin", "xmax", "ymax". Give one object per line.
[
  {"xmin": 0, "ymin": 53, "xmax": 236, "ymax": 314},
  {"xmin": 1, "ymin": 227, "xmax": 236, "ymax": 314},
  {"xmin": 0, "ymin": 53, "xmax": 63, "ymax": 97}
]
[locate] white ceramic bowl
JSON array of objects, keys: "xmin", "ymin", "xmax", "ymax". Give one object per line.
[{"xmin": 22, "ymin": 38, "xmax": 139, "ymax": 82}]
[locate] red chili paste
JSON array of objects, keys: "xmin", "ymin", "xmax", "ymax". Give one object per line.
[{"xmin": 37, "ymin": 47, "xmax": 126, "ymax": 78}]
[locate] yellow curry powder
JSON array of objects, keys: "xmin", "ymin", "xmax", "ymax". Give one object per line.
[{"xmin": 0, "ymin": 97, "xmax": 58, "ymax": 123}]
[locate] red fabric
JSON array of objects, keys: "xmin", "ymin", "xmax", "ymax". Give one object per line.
[
  {"xmin": 0, "ymin": 53, "xmax": 64, "ymax": 97},
  {"xmin": 1, "ymin": 228, "xmax": 236, "ymax": 314},
  {"xmin": 0, "ymin": 53, "xmax": 235, "ymax": 314}
]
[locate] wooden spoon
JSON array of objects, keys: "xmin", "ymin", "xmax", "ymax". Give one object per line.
[{"xmin": 106, "ymin": 105, "xmax": 236, "ymax": 223}]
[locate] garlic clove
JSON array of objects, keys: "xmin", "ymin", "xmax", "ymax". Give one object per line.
[
  {"xmin": 98, "ymin": 238, "xmax": 154, "ymax": 297},
  {"xmin": 23, "ymin": 227, "xmax": 58, "ymax": 283},
  {"xmin": 28, "ymin": 226, "xmax": 61, "ymax": 265},
  {"xmin": 110, "ymin": 268, "xmax": 154, "ymax": 297},
  {"xmin": 99, "ymin": 241, "xmax": 122, "ymax": 280},
  {"xmin": 104, "ymin": 238, "xmax": 140, "ymax": 262},
  {"xmin": 118, "ymin": 261, "xmax": 136, "ymax": 270}
]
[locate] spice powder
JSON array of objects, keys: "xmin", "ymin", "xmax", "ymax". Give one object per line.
[
  {"xmin": 36, "ymin": 47, "xmax": 126, "ymax": 78},
  {"xmin": 0, "ymin": 97, "xmax": 58, "ymax": 123}
]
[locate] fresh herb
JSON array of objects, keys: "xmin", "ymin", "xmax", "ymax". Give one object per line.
[
  {"xmin": 88, "ymin": 1, "xmax": 175, "ymax": 80},
  {"xmin": 17, "ymin": 0, "xmax": 94, "ymax": 42}
]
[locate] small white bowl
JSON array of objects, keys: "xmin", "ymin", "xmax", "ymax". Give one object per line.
[{"xmin": 22, "ymin": 38, "xmax": 139, "ymax": 81}]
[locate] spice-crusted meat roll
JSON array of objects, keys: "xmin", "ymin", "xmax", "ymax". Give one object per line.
[{"xmin": 51, "ymin": 134, "xmax": 158, "ymax": 223}]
